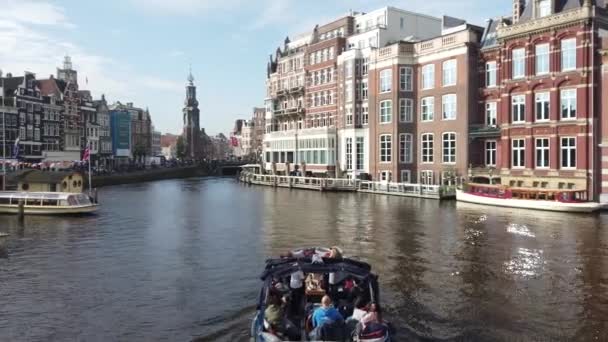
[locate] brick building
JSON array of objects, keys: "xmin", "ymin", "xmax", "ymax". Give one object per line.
[{"xmin": 470, "ymin": 0, "xmax": 608, "ymax": 202}]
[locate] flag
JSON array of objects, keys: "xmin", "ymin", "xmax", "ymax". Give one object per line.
[
  {"xmin": 12, "ymin": 137, "xmax": 19, "ymax": 158},
  {"xmin": 82, "ymin": 142, "xmax": 90, "ymax": 161},
  {"xmin": 230, "ymin": 136, "xmax": 238, "ymax": 147}
]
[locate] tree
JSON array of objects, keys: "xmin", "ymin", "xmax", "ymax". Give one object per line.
[{"xmin": 176, "ymin": 136, "xmax": 186, "ymax": 160}]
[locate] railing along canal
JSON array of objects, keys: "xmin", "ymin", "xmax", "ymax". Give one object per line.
[{"xmin": 239, "ymin": 171, "xmax": 455, "ymax": 199}]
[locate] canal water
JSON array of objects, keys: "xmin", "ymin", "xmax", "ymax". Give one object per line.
[{"xmin": 0, "ymin": 177, "xmax": 607, "ymax": 341}]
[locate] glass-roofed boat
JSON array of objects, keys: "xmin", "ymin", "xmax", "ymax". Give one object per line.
[{"xmin": 0, "ymin": 191, "xmax": 98, "ymax": 215}]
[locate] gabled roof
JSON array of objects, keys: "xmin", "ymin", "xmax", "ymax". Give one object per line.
[
  {"xmin": 37, "ymin": 78, "xmax": 62, "ymax": 97},
  {"xmin": 481, "ymin": 18, "xmax": 502, "ymax": 50}
]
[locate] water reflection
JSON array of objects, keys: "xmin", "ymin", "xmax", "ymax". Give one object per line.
[{"xmin": 0, "ymin": 178, "xmax": 607, "ymax": 341}]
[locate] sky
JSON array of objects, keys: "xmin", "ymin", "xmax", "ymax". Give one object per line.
[{"xmin": 0, "ymin": 0, "xmax": 510, "ymax": 136}]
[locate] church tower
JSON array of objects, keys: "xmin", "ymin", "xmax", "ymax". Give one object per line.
[{"xmin": 182, "ymin": 69, "xmax": 202, "ymax": 159}]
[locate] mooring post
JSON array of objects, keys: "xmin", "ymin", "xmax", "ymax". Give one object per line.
[{"xmin": 18, "ymin": 199, "xmax": 24, "ymax": 221}]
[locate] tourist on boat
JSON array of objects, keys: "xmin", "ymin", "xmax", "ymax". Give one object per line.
[
  {"xmin": 310, "ymin": 295, "xmax": 345, "ymax": 340},
  {"xmin": 349, "ymin": 296, "xmax": 369, "ymax": 322},
  {"xmin": 355, "ymin": 302, "xmax": 387, "ymax": 338},
  {"xmin": 264, "ymin": 294, "xmax": 300, "ymax": 341},
  {"xmin": 289, "ymin": 269, "xmax": 304, "ymax": 316}
]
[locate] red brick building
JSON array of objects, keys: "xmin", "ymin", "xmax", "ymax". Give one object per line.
[{"xmin": 471, "ymin": 0, "xmax": 608, "ymax": 201}]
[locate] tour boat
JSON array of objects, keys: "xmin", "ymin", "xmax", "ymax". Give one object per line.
[
  {"xmin": 456, "ymin": 183, "xmax": 602, "ymax": 213},
  {"xmin": 0, "ymin": 191, "xmax": 99, "ymax": 215},
  {"xmin": 251, "ymin": 247, "xmax": 391, "ymax": 342}
]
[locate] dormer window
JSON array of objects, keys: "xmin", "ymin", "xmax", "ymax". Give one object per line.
[{"xmin": 538, "ymin": 0, "xmax": 551, "ymax": 18}]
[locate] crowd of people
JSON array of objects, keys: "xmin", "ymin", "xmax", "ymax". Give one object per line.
[{"xmin": 260, "ymin": 247, "xmax": 388, "ymax": 341}]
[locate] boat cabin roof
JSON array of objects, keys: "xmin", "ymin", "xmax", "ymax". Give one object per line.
[
  {"xmin": 260, "ymin": 257, "xmax": 374, "ymax": 281},
  {"xmin": 0, "ymin": 191, "xmax": 83, "ymax": 200}
]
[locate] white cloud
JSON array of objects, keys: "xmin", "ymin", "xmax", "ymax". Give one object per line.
[
  {"xmin": 0, "ymin": 0, "xmax": 74, "ymax": 27},
  {"xmin": 129, "ymin": 0, "xmax": 246, "ymax": 16},
  {"xmin": 168, "ymin": 50, "xmax": 185, "ymax": 58}
]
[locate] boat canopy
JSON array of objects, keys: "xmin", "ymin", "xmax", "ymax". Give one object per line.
[
  {"xmin": 0, "ymin": 192, "xmax": 72, "ymax": 200},
  {"xmin": 260, "ymin": 257, "xmax": 374, "ymax": 281}
]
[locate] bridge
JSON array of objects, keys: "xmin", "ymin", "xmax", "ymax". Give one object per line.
[{"xmin": 211, "ymin": 161, "xmax": 249, "ymax": 176}]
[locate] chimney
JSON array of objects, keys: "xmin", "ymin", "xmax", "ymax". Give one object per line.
[{"xmin": 513, "ymin": 0, "xmax": 525, "ymax": 23}]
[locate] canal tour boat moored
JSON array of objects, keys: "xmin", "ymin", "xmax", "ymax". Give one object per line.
[
  {"xmin": 251, "ymin": 247, "xmax": 391, "ymax": 342},
  {"xmin": 0, "ymin": 191, "xmax": 99, "ymax": 215},
  {"xmin": 456, "ymin": 183, "xmax": 602, "ymax": 213}
]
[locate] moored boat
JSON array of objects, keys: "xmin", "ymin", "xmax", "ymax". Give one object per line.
[
  {"xmin": 251, "ymin": 247, "xmax": 391, "ymax": 341},
  {"xmin": 0, "ymin": 191, "xmax": 99, "ymax": 215},
  {"xmin": 456, "ymin": 183, "xmax": 602, "ymax": 213}
]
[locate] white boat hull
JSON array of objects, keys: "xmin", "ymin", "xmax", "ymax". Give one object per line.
[
  {"xmin": 456, "ymin": 190, "xmax": 601, "ymax": 213},
  {"xmin": 0, "ymin": 204, "xmax": 99, "ymax": 215}
]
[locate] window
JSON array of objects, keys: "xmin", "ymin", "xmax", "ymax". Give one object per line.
[
  {"xmin": 346, "ymin": 106, "xmax": 353, "ymax": 125},
  {"xmin": 561, "ymin": 38, "xmax": 576, "ymax": 71},
  {"xmin": 442, "ymin": 132, "xmax": 456, "ymax": 163},
  {"xmin": 421, "ymin": 64, "xmax": 434, "ymax": 89},
  {"xmin": 346, "ymin": 138, "xmax": 353, "ymax": 170},
  {"xmin": 486, "ymin": 102, "xmax": 497, "ymax": 126},
  {"xmin": 379, "ymin": 134, "xmax": 392, "ymax": 163},
  {"xmin": 511, "ymin": 94, "xmax": 526, "ymax": 123},
  {"xmin": 561, "ymin": 137, "xmax": 576, "ymax": 169},
  {"xmin": 485, "ymin": 140, "xmax": 496, "ymax": 166},
  {"xmin": 442, "ymin": 59, "xmax": 457, "ymax": 86},
  {"xmin": 538, "ymin": 0, "xmax": 551, "ymax": 17},
  {"xmin": 421, "ymin": 97, "xmax": 434, "ymax": 122},
  {"xmin": 380, "ymin": 171, "xmax": 391, "ymax": 181},
  {"xmin": 361, "ymin": 58, "xmax": 369, "ymax": 76},
  {"xmin": 420, "ymin": 170, "xmax": 433, "ymax": 185},
  {"xmin": 535, "ymin": 43, "xmax": 550, "ymax": 75},
  {"xmin": 399, "ymin": 133, "xmax": 413, "ymax": 164},
  {"xmin": 356, "ymin": 137, "xmax": 364, "ymax": 170},
  {"xmin": 400, "ymin": 170, "xmax": 411, "ymax": 183},
  {"xmin": 379, "ymin": 69, "xmax": 392, "ymax": 92},
  {"xmin": 421, "ymin": 133, "xmax": 434, "ymax": 163},
  {"xmin": 399, "ymin": 98, "xmax": 413, "ymax": 122},
  {"xmin": 361, "ymin": 106, "xmax": 369, "ymax": 125},
  {"xmin": 535, "ymin": 92, "xmax": 550, "ymax": 121},
  {"xmin": 400, "ymin": 67, "xmax": 413, "ymax": 91},
  {"xmin": 361, "ymin": 80, "xmax": 368, "ymax": 100},
  {"xmin": 345, "ymin": 61, "xmax": 353, "ymax": 78},
  {"xmin": 560, "ymin": 88, "xmax": 576, "ymax": 119},
  {"xmin": 442, "ymin": 94, "xmax": 457, "ymax": 120},
  {"xmin": 346, "ymin": 84, "xmax": 353, "ymax": 103},
  {"xmin": 512, "ymin": 48, "xmax": 526, "ymax": 79},
  {"xmin": 379, "ymin": 100, "xmax": 392, "ymax": 123},
  {"xmin": 486, "ymin": 61, "xmax": 497, "ymax": 87},
  {"xmin": 535, "ymin": 138, "xmax": 550, "ymax": 168},
  {"xmin": 512, "ymin": 139, "xmax": 525, "ymax": 168}
]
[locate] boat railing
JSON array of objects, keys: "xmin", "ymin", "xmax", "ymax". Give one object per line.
[
  {"xmin": 358, "ymin": 180, "xmax": 445, "ymax": 195},
  {"xmin": 464, "ymin": 182, "xmax": 589, "ymax": 202}
]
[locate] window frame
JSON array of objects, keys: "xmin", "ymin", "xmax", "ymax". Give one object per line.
[
  {"xmin": 535, "ymin": 43, "xmax": 550, "ymax": 75},
  {"xmin": 485, "ymin": 140, "xmax": 497, "ymax": 166},
  {"xmin": 486, "ymin": 102, "xmax": 497, "ymax": 126},
  {"xmin": 379, "ymin": 69, "xmax": 392, "ymax": 93},
  {"xmin": 561, "ymin": 38, "xmax": 576, "ymax": 72},
  {"xmin": 560, "ymin": 136, "xmax": 576, "ymax": 169},
  {"xmin": 421, "ymin": 64, "xmax": 435, "ymax": 90},
  {"xmin": 379, "ymin": 100, "xmax": 392, "ymax": 124},
  {"xmin": 379, "ymin": 134, "xmax": 392, "ymax": 163},
  {"xmin": 399, "ymin": 98, "xmax": 413, "ymax": 123},
  {"xmin": 535, "ymin": 91, "xmax": 550, "ymax": 122},
  {"xmin": 442, "ymin": 59, "xmax": 457, "ymax": 87},
  {"xmin": 512, "ymin": 48, "xmax": 526, "ymax": 79},
  {"xmin": 400, "ymin": 66, "xmax": 413, "ymax": 91},
  {"xmin": 442, "ymin": 94, "xmax": 457, "ymax": 120},
  {"xmin": 421, "ymin": 133, "xmax": 434, "ymax": 164},
  {"xmin": 486, "ymin": 61, "xmax": 497, "ymax": 87},
  {"xmin": 511, "ymin": 94, "xmax": 526, "ymax": 124},
  {"xmin": 511, "ymin": 138, "xmax": 526, "ymax": 169},
  {"xmin": 560, "ymin": 88, "xmax": 577, "ymax": 120},
  {"xmin": 399, "ymin": 133, "xmax": 413, "ymax": 164},
  {"xmin": 421, "ymin": 97, "xmax": 434, "ymax": 122},
  {"xmin": 535, "ymin": 137, "xmax": 550, "ymax": 169}
]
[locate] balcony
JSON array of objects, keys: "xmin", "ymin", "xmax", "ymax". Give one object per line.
[
  {"xmin": 469, "ymin": 124, "xmax": 500, "ymax": 139},
  {"xmin": 355, "ymin": 24, "xmax": 387, "ymax": 34},
  {"xmin": 274, "ymin": 106, "xmax": 304, "ymax": 117}
]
